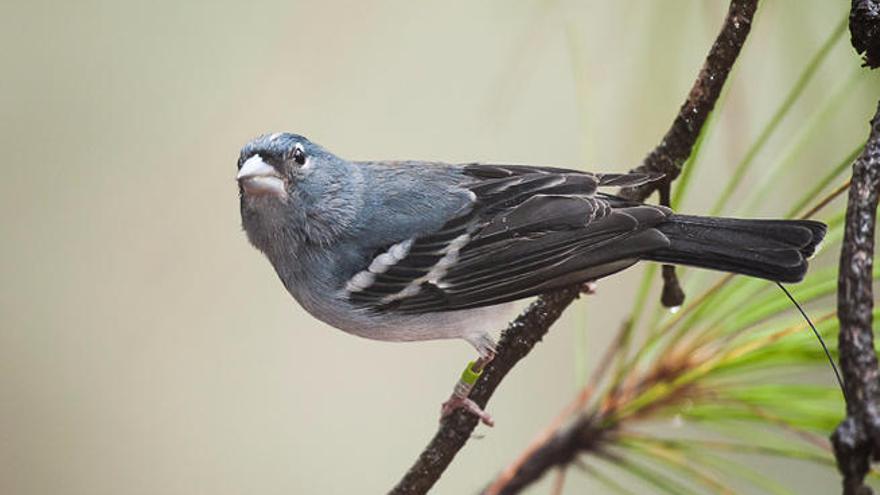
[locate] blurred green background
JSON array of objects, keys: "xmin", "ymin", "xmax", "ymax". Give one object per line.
[{"xmin": 1, "ymin": 1, "xmax": 878, "ymax": 494}]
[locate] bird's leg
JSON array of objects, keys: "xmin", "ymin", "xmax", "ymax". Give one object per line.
[{"xmin": 440, "ymin": 350, "xmax": 495, "ymax": 427}]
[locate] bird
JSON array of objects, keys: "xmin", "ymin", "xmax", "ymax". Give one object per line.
[{"xmin": 236, "ymin": 132, "xmax": 826, "ymax": 426}]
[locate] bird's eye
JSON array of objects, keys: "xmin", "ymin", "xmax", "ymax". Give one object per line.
[{"xmin": 293, "ymin": 145, "xmax": 306, "ymax": 165}]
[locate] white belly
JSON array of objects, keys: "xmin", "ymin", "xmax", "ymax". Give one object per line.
[{"xmin": 295, "ymin": 286, "xmax": 516, "ymax": 353}]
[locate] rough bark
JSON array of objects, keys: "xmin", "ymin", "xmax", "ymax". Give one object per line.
[
  {"xmin": 831, "ymin": 103, "xmax": 880, "ymax": 495},
  {"xmin": 850, "ymin": 0, "xmax": 880, "ymax": 68},
  {"xmin": 830, "ymin": 3, "xmax": 880, "ymax": 493}
]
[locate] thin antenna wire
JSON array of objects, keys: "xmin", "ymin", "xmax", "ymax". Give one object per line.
[{"xmin": 777, "ymin": 282, "xmax": 846, "ymax": 400}]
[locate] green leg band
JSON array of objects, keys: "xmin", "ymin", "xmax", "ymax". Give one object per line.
[{"xmin": 460, "ymin": 360, "xmax": 483, "ymax": 385}]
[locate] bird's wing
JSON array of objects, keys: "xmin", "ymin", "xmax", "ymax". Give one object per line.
[{"xmin": 345, "ymin": 164, "xmax": 670, "ymax": 313}]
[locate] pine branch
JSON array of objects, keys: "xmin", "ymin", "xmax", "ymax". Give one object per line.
[
  {"xmin": 830, "ymin": 4, "xmax": 880, "ymax": 494},
  {"xmin": 831, "ymin": 102, "xmax": 880, "ymax": 495},
  {"xmin": 389, "ymin": 1, "xmax": 759, "ymax": 493}
]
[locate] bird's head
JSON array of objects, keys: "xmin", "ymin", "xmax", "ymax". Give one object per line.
[
  {"xmin": 237, "ymin": 133, "xmax": 361, "ymax": 253},
  {"xmin": 237, "ymin": 132, "xmax": 321, "ymax": 201}
]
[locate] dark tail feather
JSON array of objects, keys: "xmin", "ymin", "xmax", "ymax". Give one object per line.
[{"xmin": 646, "ymin": 215, "xmax": 827, "ymax": 283}]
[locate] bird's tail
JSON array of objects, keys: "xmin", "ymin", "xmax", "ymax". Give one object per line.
[{"xmin": 645, "ymin": 215, "xmax": 827, "ymax": 283}]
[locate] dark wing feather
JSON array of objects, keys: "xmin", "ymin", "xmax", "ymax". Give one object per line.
[
  {"xmin": 346, "ymin": 165, "xmax": 671, "ymax": 313},
  {"xmin": 462, "ymin": 163, "xmax": 664, "ymax": 188}
]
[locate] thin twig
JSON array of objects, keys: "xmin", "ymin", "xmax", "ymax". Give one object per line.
[
  {"xmin": 800, "ymin": 180, "xmax": 853, "ymax": 220},
  {"xmin": 619, "ymin": 0, "xmax": 759, "ymax": 202},
  {"xmin": 464, "ymin": 2, "xmax": 762, "ymax": 494},
  {"xmin": 619, "ymin": 0, "xmax": 759, "ymax": 306},
  {"xmin": 659, "ymin": 183, "xmax": 685, "ymax": 307}
]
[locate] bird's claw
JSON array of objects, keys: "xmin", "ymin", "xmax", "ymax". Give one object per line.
[{"xmin": 441, "ymin": 395, "xmax": 494, "ymax": 427}]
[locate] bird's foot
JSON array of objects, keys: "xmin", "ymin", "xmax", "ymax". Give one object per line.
[
  {"xmin": 441, "ymin": 395, "xmax": 494, "ymax": 427},
  {"xmin": 439, "ymin": 355, "xmax": 495, "ymax": 427}
]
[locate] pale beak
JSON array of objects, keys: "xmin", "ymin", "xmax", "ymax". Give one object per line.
[{"xmin": 237, "ymin": 155, "xmax": 286, "ymax": 198}]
